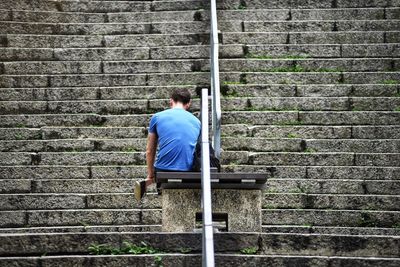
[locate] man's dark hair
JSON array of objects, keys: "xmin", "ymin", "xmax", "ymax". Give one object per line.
[{"xmin": 170, "ymin": 88, "xmax": 191, "ymax": 104}]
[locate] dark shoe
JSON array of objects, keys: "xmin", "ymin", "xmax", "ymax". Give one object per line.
[{"xmin": 134, "ymin": 180, "xmax": 146, "ymax": 201}]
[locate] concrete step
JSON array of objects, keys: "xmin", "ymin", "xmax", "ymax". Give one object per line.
[
  {"xmin": 262, "ymin": 209, "xmax": 400, "ymax": 228},
  {"xmin": 223, "ymin": 138, "xmax": 400, "ymax": 153},
  {"xmin": 0, "ymin": 152, "xmax": 146, "ymax": 166},
  {"xmin": 3, "ymin": 8, "xmax": 396, "ymax": 24},
  {"xmin": 1, "ymin": 165, "xmax": 398, "ymax": 180},
  {"xmin": 0, "ymin": 224, "xmax": 161, "ymax": 233},
  {"xmin": 13, "ymin": 57, "xmax": 398, "ymax": 75},
  {"xmin": 265, "ymin": 179, "xmax": 400, "ymax": 195},
  {"xmin": 0, "ymin": 208, "xmax": 160, "ymax": 227},
  {"xmin": 247, "ymin": 152, "xmax": 400, "ymax": 167},
  {"xmin": 0, "ymin": 83, "xmax": 397, "ymax": 102},
  {"xmin": 0, "ymin": 111, "xmax": 398, "ymax": 128},
  {"xmin": 223, "ymin": 111, "xmax": 400, "ymax": 125},
  {"xmin": 1, "ymin": 33, "xmax": 210, "ymax": 48},
  {"xmin": 1, "ymin": 192, "xmax": 399, "ymax": 211},
  {"xmin": 224, "ymin": 165, "xmax": 400, "ymax": 180},
  {"xmin": 2, "ymin": 71, "xmax": 399, "ymax": 88},
  {"xmin": 0, "ymin": 85, "xmax": 198, "ymax": 101},
  {"xmin": 220, "ymin": 58, "xmax": 399, "ymax": 72},
  {"xmin": 0, "ymin": 20, "xmax": 242, "ymax": 35},
  {"xmin": 223, "ymin": 31, "xmax": 399, "ymax": 44},
  {"xmin": 1, "ymin": 254, "xmax": 400, "ymax": 267},
  {"xmin": 0, "ymin": 193, "xmax": 159, "ymax": 210},
  {"xmin": 246, "ymin": 0, "xmax": 400, "ymax": 9},
  {"xmin": 0, "ymin": 138, "xmax": 149, "ymax": 152},
  {"xmin": 1, "ymin": 97, "xmax": 399, "ymax": 114},
  {"xmin": 245, "ymin": 44, "xmax": 400, "ymax": 58},
  {"xmin": 263, "ymin": 193, "xmax": 400, "ymax": 210},
  {"xmin": 243, "ymin": 20, "xmax": 400, "ymax": 32},
  {"xmin": 0, "ymin": 165, "xmax": 146, "ymax": 179},
  {"xmin": 0, "ymin": 232, "xmax": 398, "ymax": 257},
  {"xmin": 249, "ymin": 125, "xmax": 400, "ymax": 139},
  {"xmin": 0, "ymin": 45, "xmax": 242, "ymax": 61},
  {"xmin": 262, "ymin": 225, "xmax": 400, "ymax": 236}
]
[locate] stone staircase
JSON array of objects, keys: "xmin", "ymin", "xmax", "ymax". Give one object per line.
[{"xmin": 0, "ymin": 0, "xmax": 399, "ymax": 265}]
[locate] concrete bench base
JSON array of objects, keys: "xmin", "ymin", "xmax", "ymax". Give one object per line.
[{"xmin": 162, "ymin": 189, "xmax": 262, "ymax": 232}]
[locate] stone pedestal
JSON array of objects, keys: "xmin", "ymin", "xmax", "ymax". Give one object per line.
[{"xmin": 161, "ymin": 189, "xmax": 262, "ymax": 232}]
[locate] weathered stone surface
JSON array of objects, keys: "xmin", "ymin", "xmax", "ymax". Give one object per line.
[
  {"xmin": 306, "ymin": 166, "xmax": 400, "ymax": 180},
  {"xmin": 299, "ymin": 111, "xmax": 400, "ymax": 125},
  {"xmin": 162, "ymin": 189, "xmax": 262, "ymax": 232},
  {"xmin": 0, "ymin": 152, "xmax": 32, "ymax": 165},
  {"xmin": 7, "ymin": 34, "xmax": 103, "ymax": 48},
  {"xmin": 0, "ymin": 179, "xmax": 31, "ymax": 193},
  {"xmin": 222, "ymin": 111, "xmax": 299, "ymax": 125},
  {"xmin": 251, "ymin": 152, "xmax": 354, "ymax": 166},
  {"xmin": 262, "ymin": 209, "xmax": 400, "ymax": 228},
  {"xmin": 55, "ymin": 47, "xmax": 149, "ymax": 61},
  {"xmin": 355, "ymin": 153, "xmax": 400, "ymax": 167},
  {"xmin": 32, "ymin": 179, "xmax": 136, "ymax": 193},
  {"xmin": 306, "ymin": 139, "xmax": 400, "ymax": 153},
  {"xmin": 27, "ymin": 209, "xmax": 141, "ymax": 226},
  {"xmin": 0, "ymin": 128, "xmax": 41, "ymax": 140},
  {"xmin": 0, "ymin": 166, "xmax": 89, "ymax": 179},
  {"xmin": 0, "ymin": 48, "xmax": 54, "ymax": 61},
  {"xmin": 221, "ymin": 84, "xmax": 296, "ymax": 97},
  {"xmin": 244, "ymin": 21, "xmax": 334, "ymax": 32},
  {"xmin": 90, "ymin": 166, "xmax": 146, "ymax": 179},
  {"xmin": 261, "ymin": 233, "xmax": 400, "ymax": 257},
  {"xmin": 289, "ymin": 32, "xmax": 383, "ymax": 44},
  {"xmin": 291, "ymin": 8, "xmax": 385, "ymax": 20},
  {"xmin": 0, "ymin": 211, "xmax": 25, "ymax": 227},
  {"xmin": 103, "ymin": 60, "xmax": 195, "ymax": 74},
  {"xmin": 12, "ymin": 10, "xmax": 106, "ymax": 23},
  {"xmin": 264, "ymin": 194, "xmax": 400, "ymax": 211},
  {"xmin": 38, "ymin": 152, "xmax": 145, "ymax": 166},
  {"xmin": 0, "ymin": 194, "xmax": 86, "ymax": 210},
  {"xmin": 352, "ymin": 126, "xmax": 400, "ymax": 139},
  {"xmin": 246, "ymin": 44, "xmax": 340, "ymax": 58},
  {"xmin": 222, "ymin": 137, "xmax": 303, "ymax": 152},
  {"xmin": 251, "ymin": 126, "xmax": 352, "ymax": 139},
  {"xmin": 104, "ymin": 33, "xmax": 208, "ymax": 47}
]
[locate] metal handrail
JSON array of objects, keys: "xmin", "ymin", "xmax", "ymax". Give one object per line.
[
  {"xmin": 210, "ymin": 0, "xmax": 221, "ymax": 159},
  {"xmin": 201, "ymin": 88, "xmax": 215, "ymax": 267}
]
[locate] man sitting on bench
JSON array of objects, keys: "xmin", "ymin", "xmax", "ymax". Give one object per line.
[{"xmin": 134, "ymin": 88, "xmax": 201, "ymax": 201}]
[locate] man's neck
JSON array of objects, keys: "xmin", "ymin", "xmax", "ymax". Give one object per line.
[{"xmin": 171, "ymin": 103, "xmax": 185, "ymax": 109}]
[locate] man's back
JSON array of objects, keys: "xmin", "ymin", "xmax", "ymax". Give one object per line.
[{"xmin": 149, "ymin": 107, "xmax": 200, "ymax": 171}]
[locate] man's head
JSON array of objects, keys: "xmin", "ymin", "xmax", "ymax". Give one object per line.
[{"xmin": 170, "ymin": 88, "xmax": 192, "ymax": 110}]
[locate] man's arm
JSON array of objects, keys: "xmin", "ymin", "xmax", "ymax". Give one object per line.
[{"xmin": 146, "ymin": 132, "xmax": 158, "ymax": 182}]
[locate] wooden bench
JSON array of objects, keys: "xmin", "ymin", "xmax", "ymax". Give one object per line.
[{"xmin": 155, "ymin": 171, "xmax": 268, "ymax": 233}]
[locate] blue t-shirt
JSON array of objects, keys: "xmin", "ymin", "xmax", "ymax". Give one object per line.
[{"xmin": 149, "ymin": 107, "xmax": 201, "ymax": 171}]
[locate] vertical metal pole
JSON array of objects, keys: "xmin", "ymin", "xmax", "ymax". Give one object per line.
[
  {"xmin": 201, "ymin": 88, "xmax": 215, "ymax": 267},
  {"xmin": 210, "ymin": 0, "xmax": 221, "ymax": 159}
]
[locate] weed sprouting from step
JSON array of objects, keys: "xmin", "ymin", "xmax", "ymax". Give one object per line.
[
  {"xmin": 382, "ymin": 80, "xmax": 399, "ymax": 85},
  {"xmin": 304, "ymin": 148, "xmax": 317, "ymax": 153},
  {"xmin": 154, "ymin": 255, "xmax": 163, "ymax": 267},
  {"xmin": 88, "ymin": 244, "xmax": 121, "ymax": 255},
  {"xmin": 287, "ymin": 133, "xmax": 298, "ymax": 138},
  {"xmin": 179, "ymin": 247, "xmax": 192, "ymax": 254},
  {"xmin": 237, "ymin": 0, "xmax": 247, "ymax": 10},
  {"xmin": 123, "ymin": 146, "xmax": 138, "ymax": 152},
  {"xmin": 392, "ymin": 222, "xmax": 400, "ymax": 228},
  {"xmin": 240, "ymin": 247, "xmax": 258, "ymax": 255},
  {"xmin": 88, "ymin": 241, "xmax": 163, "ymax": 255},
  {"xmin": 394, "ymin": 107, "xmax": 400, "ymax": 112},
  {"xmin": 14, "ymin": 133, "xmax": 23, "ymax": 140},
  {"xmin": 15, "ymin": 123, "xmax": 26, "ymax": 128}
]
